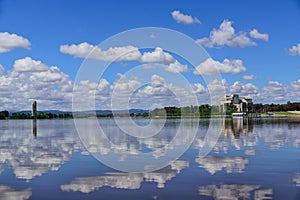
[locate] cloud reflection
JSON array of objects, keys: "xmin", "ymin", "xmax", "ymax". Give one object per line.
[
  {"xmin": 0, "ymin": 118, "xmax": 299, "ymax": 181},
  {"xmin": 293, "ymin": 173, "xmax": 300, "ymax": 187},
  {"xmin": 61, "ymin": 159, "xmax": 188, "ymax": 193},
  {"xmin": 193, "ymin": 118, "xmax": 300, "ymax": 155},
  {"xmin": 195, "ymin": 156, "xmax": 248, "ymax": 175},
  {"xmin": 199, "ymin": 184, "xmax": 272, "ymax": 200},
  {"xmin": 0, "ymin": 185, "xmax": 32, "ymax": 200},
  {"xmin": 0, "ymin": 120, "xmax": 81, "ymax": 180}
]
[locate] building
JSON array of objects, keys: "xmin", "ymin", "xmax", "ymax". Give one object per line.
[
  {"xmin": 220, "ymin": 94, "xmax": 252, "ymax": 113},
  {"xmin": 32, "ymin": 101, "xmax": 37, "ymax": 118}
]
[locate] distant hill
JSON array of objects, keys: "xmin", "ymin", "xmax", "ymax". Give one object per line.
[
  {"xmin": 13, "ymin": 109, "xmax": 148, "ymax": 117},
  {"xmin": 73, "ymin": 109, "xmax": 149, "ymax": 117},
  {"xmin": 16, "ymin": 110, "xmax": 69, "ymax": 115}
]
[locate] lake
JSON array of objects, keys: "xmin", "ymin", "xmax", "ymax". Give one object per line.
[{"xmin": 0, "ymin": 117, "xmax": 299, "ymax": 199}]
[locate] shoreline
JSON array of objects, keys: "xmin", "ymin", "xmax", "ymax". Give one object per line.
[{"xmin": 2, "ymin": 113, "xmax": 300, "ymax": 120}]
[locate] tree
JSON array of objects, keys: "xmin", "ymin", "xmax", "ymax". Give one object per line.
[
  {"xmin": 226, "ymin": 104, "xmax": 238, "ymax": 115},
  {"xmin": 0, "ymin": 110, "xmax": 9, "ymax": 119},
  {"xmin": 199, "ymin": 104, "xmax": 211, "ymax": 116},
  {"xmin": 211, "ymin": 105, "xmax": 220, "ymax": 114}
]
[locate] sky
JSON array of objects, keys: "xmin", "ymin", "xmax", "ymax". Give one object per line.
[{"xmin": 0, "ymin": 0, "xmax": 300, "ymax": 111}]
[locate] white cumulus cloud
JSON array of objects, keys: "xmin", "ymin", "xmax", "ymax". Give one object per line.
[
  {"xmin": 60, "ymin": 43, "xmax": 176, "ymax": 64},
  {"xmin": 242, "ymin": 75, "xmax": 256, "ymax": 80},
  {"xmin": 0, "ymin": 57, "xmax": 73, "ymax": 111},
  {"xmin": 263, "ymin": 81, "xmax": 288, "ymax": 102},
  {"xmin": 0, "ymin": 32, "xmax": 31, "ymax": 53},
  {"xmin": 193, "ymin": 83, "xmax": 207, "ymax": 94},
  {"xmin": 291, "ymin": 79, "xmax": 300, "ymax": 90},
  {"xmin": 0, "ymin": 64, "xmax": 4, "ymax": 76},
  {"xmin": 134, "ymin": 74, "xmax": 177, "ymax": 107},
  {"xmin": 165, "ymin": 60, "xmax": 188, "ymax": 73},
  {"xmin": 113, "ymin": 73, "xmax": 141, "ymax": 93},
  {"xmin": 3, "ymin": 56, "xmax": 300, "ymax": 111},
  {"xmin": 151, "ymin": 74, "xmax": 167, "ymax": 87},
  {"xmin": 13, "ymin": 57, "xmax": 48, "ymax": 72},
  {"xmin": 30, "ymin": 66, "xmax": 70, "ymax": 83},
  {"xmin": 197, "ymin": 20, "xmax": 268, "ymax": 48},
  {"xmin": 207, "ymin": 79, "xmax": 229, "ymax": 103},
  {"xmin": 171, "ymin": 10, "xmax": 200, "ymax": 24},
  {"xmin": 194, "ymin": 58, "xmax": 246, "ymax": 76},
  {"xmin": 230, "ymin": 81, "xmax": 259, "ymax": 97},
  {"xmin": 289, "ymin": 43, "xmax": 300, "ymax": 55},
  {"xmin": 60, "ymin": 42, "xmax": 142, "ymax": 61},
  {"xmin": 140, "ymin": 47, "xmax": 175, "ymax": 63},
  {"xmin": 290, "ymin": 80, "xmax": 300, "ymax": 101},
  {"xmin": 249, "ymin": 29, "xmax": 269, "ymax": 41}
]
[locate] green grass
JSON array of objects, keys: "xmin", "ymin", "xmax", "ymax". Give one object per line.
[{"xmin": 273, "ymin": 111, "xmax": 295, "ymax": 115}]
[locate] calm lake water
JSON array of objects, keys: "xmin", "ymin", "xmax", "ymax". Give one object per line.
[{"xmin": 0, "ymin": 118, "xmax": 299, "ymax": 200}]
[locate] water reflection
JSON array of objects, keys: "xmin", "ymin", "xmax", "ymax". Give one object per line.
[
  {"xmin": 0, "ymin": 165, "xmax": 3, "ymax": 175},
  {"xmin": 0, "ymin": 118, "xmax": 299, "ymax": 199},
  {"xmin": 0, "ymin": 120, "xmax": 81, "ymax": 180},
  {"xmin": 293, "ymin": 173, "xmax": 300, "ymax": 187},
  {"xmin": 192, "ymin": 118, "xmax": 254, "ymax": 153},
  {"xmin": 0, "ymin": 118, "xmax": 299, "ymax": 180},
  {"xmin": 195, "ymin": 156, "xmax": 248, "ymax": 175},
  {"xmin": 203, "ymin": 118, "xmax": 300, "ymax": 153},
  {"xmin": 221, "ymin": 117, "xmax": 253, "ymax": 138},
  {"xmin": 244, "ymin": 149, "xmax": 256, "ymax": 155},
  {"xmin": 0, "ymin": 185, "xmax": 31, "ymax": 200},
  {"xmin": 199, "ymin": 184, "xmax": 272, "ymax": 200},
  {"xmin": 77, "ymin": 119, "xmax": 197, "ymax": 171},
  {"xmin": 61, "ymin": 160, "xmax": 188, "ymax": 193},
  {"xmin": 32, "ymin": 119, "xmax": 37, "ymax": 137}
]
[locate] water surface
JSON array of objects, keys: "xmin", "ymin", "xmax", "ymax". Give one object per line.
[{"xmin": 0, "ymin": 118, "xmax": 299, "ymax": 199}]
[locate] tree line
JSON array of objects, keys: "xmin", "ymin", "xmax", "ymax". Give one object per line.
[
  {"xmin": 1, "ymin": 102, "xmax": 299, "ymax": 119},
  {"xmin": 150, "ymin": 101, "xmax": 300, "ymax": 117},
  {"xmin": 1, "ymin": 111, "xmax": 73, "ymax": 119},
  {"xmin": 150, "ymin": 105, "xmax": 221, "ymax": 117},
  {"xmin": 248, "ymin": 102, "xmax": 300, "ymax": 112}
]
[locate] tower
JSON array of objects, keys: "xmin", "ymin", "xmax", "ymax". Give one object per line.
[{"xmin": 32, "ymin": 101, "xmax": 37, "ymax": 118}]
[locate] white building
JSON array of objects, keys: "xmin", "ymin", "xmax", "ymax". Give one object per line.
[{"xmin": 220, "ymin": 94, "xmax": 252, "ymax": 113}]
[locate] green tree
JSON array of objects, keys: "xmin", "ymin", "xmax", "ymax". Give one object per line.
[
  {"xmin": 0, "ymin": 110, "xmax": 9, "ymax": 119},
  {"xmin": 226, "ymin": 104, "xmax": 238, "ymax": 115},
  {"xmin": 211, "ymin": 105, "xmax": 220, "ymax": 114}
]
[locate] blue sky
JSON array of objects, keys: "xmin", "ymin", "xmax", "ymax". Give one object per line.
[{"xmin": 0, "ymin": 0, "xmax": 300, "ymax": 111}]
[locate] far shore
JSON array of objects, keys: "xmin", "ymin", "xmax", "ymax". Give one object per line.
[{"xmin": 3, "ymin": 112, "xmax": 300, "ymax": 120}]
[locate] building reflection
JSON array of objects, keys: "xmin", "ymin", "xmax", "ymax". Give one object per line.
[
  {"xmin": 61, "ymin": 159, "xmax": 189, "ymax": 193},
  {"xmin": 221, "ymin": 117, "xmax": 253, "ymax": 138},
  {"xmin": 0, "ymin": 164, "xmax": 3, "ymax": 175},
  {"xmin": 199, "ymin": 184, "xmax": 272, "ymax": 200},
  {"xmin": 32, "ymin": 119, "xmax": 37, "ymax": 137},
  {"xmin": 193, "ymin": 118, "xmax": 300, "ymax": 154}
]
